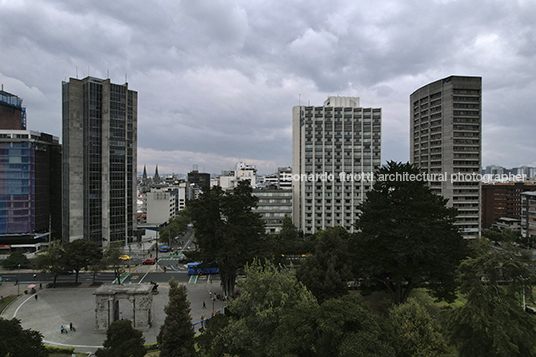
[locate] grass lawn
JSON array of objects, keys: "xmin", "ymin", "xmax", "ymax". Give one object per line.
[
  {"xmin": 145, "ymin": 351, "xmax": 160, "ymax": 356},
  {"xmin": 0, "ymin": 295, "xmax": 17, "ymax": 314},
  {"xmin": 354, "ymin": 288, "xmax": 467, "ymax": 315}
]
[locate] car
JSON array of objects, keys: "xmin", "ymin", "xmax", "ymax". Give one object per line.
[
  {"xmin": 119, "ymin": 255, "xmax": 131, "ymax": 261},
  {"xmin": 142, "ymin": 258, "xmax": 156, "ymax": 265}
]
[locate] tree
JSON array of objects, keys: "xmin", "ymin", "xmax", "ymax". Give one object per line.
[
  {"xmin": 2, "ymin": 249, "xmax": 31, "ymax": 269},
  {"xmin": 388, "ymin": 298, "xmax": 449, "ymax": 357},
  {"xmin": 447, "ymin": 238, "xmax": 536, "ymax": 357},
  {"xmin": 63, "ymin": 239, "xmax": 102, "ymax": 283},
  {"xmin": 95, "ymin": 319, "xmax": 146, "ymax": 357},
  {"xmin": 352, "ymin": 161, "xmax": 467, "ymax": 304},
  {"xmin": 297, "ymin": 227, "xmax": 353, "ymax": 303},
  {"xmin": 157, "ymin": 278, "xmax": 196, "ymax": 357},
  {"xmin": 159, "ymin": 208, "xmax": 191, "ymax": 245},
  {"xmin": 104, "ymin": 244, "xmax": 125, "ymax": 284},
  {"xmin": 189, "ymin": 180, "xmax": 267, "ymax": 295},
  {"xmin": 35, "ymin": 241, "xmax": 64, "ymax": 284},
  {"xmin": 88, "ymin": 259, "xmax": 106, "ymax": 284},
  {"xmin": 0, "ymin": 318, "xmax": 48, "ymax": 357},
  {"xmin": 271, "ymin": 295, "xmax": 395, "ymax": 357},
  {"xmin": 210, "ymin": 259, "xmax": 318, "ymax": 356}
]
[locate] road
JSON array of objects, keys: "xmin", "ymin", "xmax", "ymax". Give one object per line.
[{"xmin": 0, "ymin": 257, "xmax": 219, "ymax": 286}]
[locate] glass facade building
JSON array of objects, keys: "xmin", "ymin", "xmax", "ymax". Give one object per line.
[{"xmin": 0, "ymin": 130, "xmax": 61, "ymax": 237}]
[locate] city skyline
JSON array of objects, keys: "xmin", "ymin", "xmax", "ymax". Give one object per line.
[{"xmin": 1, "ymin": 1, "xmax": 535, "ymax": 174}]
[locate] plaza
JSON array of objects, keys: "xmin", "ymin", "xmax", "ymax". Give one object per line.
[{"xmin": 1, "ymin": 279, "xmax": 227, "ymax": 354}]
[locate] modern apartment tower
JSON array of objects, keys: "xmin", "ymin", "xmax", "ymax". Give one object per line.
[
  {"xmin": 62, "ymin": 77, "xmax": 137, "ymax": 246},
  {"xmin": 410, "ymin": 76, "xmax": 482, "ymax": 238},
  {"xmin": 292, "ymin": 96, "xmax": 381, "ymax": 234}
]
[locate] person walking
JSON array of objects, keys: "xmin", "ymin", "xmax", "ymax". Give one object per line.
[
  {"xmin": 60, "ymin": 325, "xmax": 65, "ymax": 334},
  {"xmin": 202, "ymin": 300, "xmax": 206, "ymax": 309},
  {"xmin": 34, "ymin": 294, "xmax": 38, "ymax": 300}
]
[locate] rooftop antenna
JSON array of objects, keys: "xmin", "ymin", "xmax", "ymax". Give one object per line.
[
  {"xmin": 76, "ymin": 66, "xmax": 78, "ymax": 79},
  {"xmin": 125, "ymin": 73, "xmax": 128, "ymax": 83},
  {"xmin": 107, "ymin": 69, "xmax": 110, "ymax": 78},
  {"xmin": 88, "ymin": 66, "xmax": 90, "ymax": 77},
  {"xmin": 1, "ymin": 84, "xmax": 3, "ymax": 91},
  {"xmin": 299, "ymin": 93, "xmax": 301, "ymax": 106}
]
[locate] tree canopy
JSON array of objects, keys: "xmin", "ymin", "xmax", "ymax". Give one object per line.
[
  {"xmin": 158, "ymin": 208, "xmax": 191, "ymax": 245},
  {"xmin": 447, "ymin": 238, "xmax": 536, "ymax": 357},
  {"xmin": 103, "ymin": 244, "xmax": 126, "ymax": 284},
  {"xmin": 2, "ymin": 250, "xmax": 31, "ymax": 270},
  {"xmin": 157, "ymin": 278, "xmax": 196, "ymax": 357},
  {"xmin": 189, "ymin": 180, "xmax": 267, "ymax": 295},
  {"xmin": 217, "ymin": 259, "xmax": 317, "ymax": 356},
  {"xmin": 352, "ymin": 161, "xmax": 467, "ymax": 304},
  {"xmin": 95, "ymin": 319, "xmax": 146, "ymax": 357},
  {"xmin": 0, "ymin": 318, "xmax": 47, "ymax": 357},
  {"xmin": 297, "ymin": 226, "xmax": 353, "ymax": 303},
  {"xmin": 35, "ymin": 241, "xmax": 64, "ymax": 283},
  {"xmin": 388, "ymin": 298, "xmax": 449, "ymax": 357},
  {"xmin": 63, "ymin": 239, "xmax": 102, "ymax": 283}
]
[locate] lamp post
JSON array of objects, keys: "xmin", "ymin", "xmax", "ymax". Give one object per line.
[{"xmin": 17, "ymin": 264, "xmax": 20, "ymax": 296}]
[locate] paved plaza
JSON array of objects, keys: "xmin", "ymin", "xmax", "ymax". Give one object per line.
[{"xmin": 0, "ymin": 277, "xmax": 228, "ymax": 354}]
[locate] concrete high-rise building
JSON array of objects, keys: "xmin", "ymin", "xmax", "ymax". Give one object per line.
[
  {"xmin": 292, "ymin": 96, "xmax": 381, "ymax": 234},
  {"xmin": 62, "ymin": 77, "xmax": 137, "ymax": 246},
  {"xmin": 410, "ymin": 76, "xmax": 482, "ymax": 238}
]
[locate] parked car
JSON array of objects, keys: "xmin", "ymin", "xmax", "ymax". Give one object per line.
[
  {"xmin": 142, "ymin": 258, "xmax": 156, "ymax": 265},
  {"xmin": 119, "ymin": 255, "xmax": 131, "ymax": 261}
]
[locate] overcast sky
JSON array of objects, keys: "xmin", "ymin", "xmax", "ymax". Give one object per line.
[{"xmin": 1, "ymin": 0, "xmax": 535, "ymax": 175}]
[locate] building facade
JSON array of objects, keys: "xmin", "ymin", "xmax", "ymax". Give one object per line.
[
  {"xmin": 521, "ymin": 192, "xmax": 536, "ymax": 240},
  {"xmin": 481, "ymin": 182, "xmax": 536, "ymax": 229},
  {"xmin": 145, "ymin": 190, "xmax": 175, "ymax": 225},
  {"xmin": 62, "ymin": 77, "xmax": 137, "ymax": 245},
  {"xmin": 410, "ymin": 76, "xmax": 482, "ymax": 238},
  {"xmin": 292, "ymin": 96, "xmax": 381, "ymax": 234},
  {"xmin": 253, "ymin": 188, "xmax": 292, "ymax": 234},
  {"xmin": 0, "ymin": 89, "xmax": 26, "ymax": 130},
  {"xmin": 0, "ymin": 130, "xmax": 61, "ymax": 251}
]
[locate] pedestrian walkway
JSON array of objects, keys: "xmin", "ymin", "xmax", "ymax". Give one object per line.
[{"xmin": 0, "ymin": 282, "xmax": 228, "ymax": 354}]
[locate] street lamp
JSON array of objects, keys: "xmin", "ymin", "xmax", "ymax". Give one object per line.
[{"xmin": 17, "ymin": 264, "xmax": 20, "ymax": 296}]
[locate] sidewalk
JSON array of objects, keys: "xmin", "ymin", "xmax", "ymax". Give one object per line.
[{"xmin": 0, "ymin": 279, "xmax": 228, "ymax": 354}]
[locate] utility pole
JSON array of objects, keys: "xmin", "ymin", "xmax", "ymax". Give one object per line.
[{"xmin": 17, "ymin": 264, "xmax": 20, "ymax": 295}]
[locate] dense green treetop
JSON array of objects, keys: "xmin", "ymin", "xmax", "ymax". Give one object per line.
[
  {"xmin": 157, "ymin": 278, "xmax": 196, "ymax": 357},
  {"xmin": 2, "ymin": 249, "xmax": 31, "ymax": 270},
  {"xmin": 352, "ymin": 161, "xmax": 467, "ymax": 304},
  {"xmin": 95, "ymin": 319, "xmax": 146, "ymax": 357},
  {"xmin": 189, "ymin": 180, "xmax": 267, "ymax": 295},
  {"xmin": 448, "ymin": 238, "xmax": 536, "ymax": 357},
  {"xmin": 0, "ymin": 318, "xmax": 47, "ymax": 357},
  {"xmin": 297, "ymin": 226, "xmax": 353, "ymax": 303},
  {"xmin": 63, "ymin": 239, "xmax": 102, "ymax": 283}
]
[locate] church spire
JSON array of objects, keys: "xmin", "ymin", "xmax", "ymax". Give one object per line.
[
  {"xmin": 154, "ymin": 165, "xmax": 161, "ymax": 184},
  {"xmin": 142, "ymin": 165, "xmax": 147, "ymax": 182}
]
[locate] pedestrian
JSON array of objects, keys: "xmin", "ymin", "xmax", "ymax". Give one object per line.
[
  {"xmin": 60, "ymin": 325, "xmax": 65, "ymax": 334},
  {"xmin": 39, "ymin": 283, "xmax": 42, "ymax": 289},
  {"xmin": 33, "ymin": 274, "xmax": 37, "ymax": 279},
  {"xmin": 202, "ymin": 301, "xmax": 206, "ymax": 309},
  {"xmin": 35, "ymin": 294, "xmax": 38, "ymax": 300},
  {"xmin": 70, "ymin": 322, "xmax": 74, "ymax": 331}
]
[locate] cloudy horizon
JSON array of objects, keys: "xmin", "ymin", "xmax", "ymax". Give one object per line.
[{"xmin": 1, "ymin": 0, "xmax": 535, "ymax": 176}]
